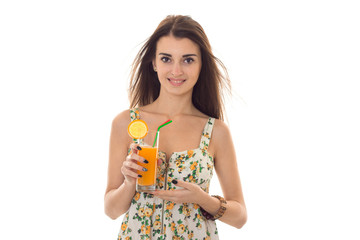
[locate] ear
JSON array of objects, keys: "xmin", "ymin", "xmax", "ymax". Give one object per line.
[{"xmin": 152, "ymin": 60, "xmax": 157, "ymax": 72}]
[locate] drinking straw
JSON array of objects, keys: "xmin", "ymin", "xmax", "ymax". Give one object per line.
[{"xmin": 152, "ymin": 119, "xmax": 172, "ymax": 147}]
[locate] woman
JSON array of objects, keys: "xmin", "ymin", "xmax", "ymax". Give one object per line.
[{"xmin": 105, "ymin": 15, "xmax": 247, "ymax": 239}]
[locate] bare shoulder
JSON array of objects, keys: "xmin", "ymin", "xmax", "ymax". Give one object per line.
[
  {"xmin": 110, "ymin": 109, "xmax": 133, "ymax": 143},
  {"xmin": 112, "ymin": 109, "xmax": 131, "ymax": 129},
  {"xmin": 211, "ymin": 119, "xmax": 234, "ymax": 158},
  {"xmin": 212, "ymin": 119, "xmax": 232, "ymax": 140}
]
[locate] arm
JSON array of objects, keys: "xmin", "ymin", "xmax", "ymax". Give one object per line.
[
  {"xmin": 197, "ymin": 120, "xmax": 247, "ymax": 228},
  {"xmin": 104, "ymin": 110, "xmax": 143, "ymax": 220}
]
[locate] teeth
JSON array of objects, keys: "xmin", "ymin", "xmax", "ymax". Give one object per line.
[{"xmin": 169, "ymin": 79, "xmax": 184, "ymax": 83}]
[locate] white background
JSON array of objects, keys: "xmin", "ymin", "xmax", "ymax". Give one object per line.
[{"xmin": 1, "ymin": 0, "xmax": 359, "ymax": 239}]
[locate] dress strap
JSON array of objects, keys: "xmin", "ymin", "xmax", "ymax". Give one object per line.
[
  {"xmin": 130, "ymin": 108, "xmax": 140, "ymax": 121},
  {"xmin": 200, "ymin": 117, "xmax": 215, "ymax": 150}
]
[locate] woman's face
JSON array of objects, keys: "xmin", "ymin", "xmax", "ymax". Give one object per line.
[{"xmin": 153, "ymin": 35, "xmax": 202, "ymax": 97}]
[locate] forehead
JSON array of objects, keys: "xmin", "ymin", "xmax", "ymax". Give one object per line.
[{"xmin": 156, "ymin": 35, "xmax": 200, "ymax": 55}]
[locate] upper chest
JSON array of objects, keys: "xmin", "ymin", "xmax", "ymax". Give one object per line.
[
  {"xmin": 135, "ymin": 113, "xmax": 213, "ymax": 159},
  {"xmin": 143, "ymin": 120, "xmax": 206, "ymax": 157}
]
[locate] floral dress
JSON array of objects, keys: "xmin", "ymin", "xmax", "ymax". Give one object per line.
[{"xmin": 118, "ymin": 108, "xmax": 218, "ymax": 240}]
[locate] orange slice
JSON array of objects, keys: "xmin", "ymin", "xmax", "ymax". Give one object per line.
[{"xmin": 127, "ymin": 119, "xmax": 148, "ymax": 139}]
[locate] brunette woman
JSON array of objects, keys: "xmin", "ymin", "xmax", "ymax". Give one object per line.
[{"xmin": 105, "ymin": 15, "xmax": 247, "ymax": 239}]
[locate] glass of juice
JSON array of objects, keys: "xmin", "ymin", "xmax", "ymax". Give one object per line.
[{"xmin": 136, "ymin": 131, "xmax": 159, "ymax": 192}]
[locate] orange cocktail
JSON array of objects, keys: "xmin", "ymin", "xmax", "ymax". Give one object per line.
[
  {"xmin": 128, "ymin": 119, "xmax": 171, "ymax": 192},
  {"xmin": 137, "ymin": 146, "xmax": 158, "ymax": 191}
]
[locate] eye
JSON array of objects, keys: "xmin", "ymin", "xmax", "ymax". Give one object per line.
[
  {"xmin": 184, "ymin": 58, "xmax": 194, "ymax": 64},
  {"xmin": 161, "ymin": 57, "xmax": 171, "ymax": 63}
]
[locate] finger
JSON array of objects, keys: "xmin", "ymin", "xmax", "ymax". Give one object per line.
[
  {"xmin": 152, "ymin": 190, "xmax": 188, "ymax": 203},
  {"xmin": 124, "ymin": 159, "xmax": 148, "ymax": 172},
  {"xmin": 121, "ymin": 165, "xmax": 142, "ymax": 179},
  {"xmin": 151, "ymin": 190, "xmax": 174, "ymax": 201},
  {"xmin": 151, "ymin": 190, "xmax": 170, "ymax": 197},
  {"xmin": 152, "ymin": 189, "xmax": 183, "ymax": 197},
  {"xmin": 127, "ymin": 152, "xmax": 148, "ymax": 164},
  {"xmin": 129, "ymin": 143, "xmax": 142, "ymax": 153},
  {"xmin": 172, "ymin": 180, "xmax": 192, "ymax": 190}
]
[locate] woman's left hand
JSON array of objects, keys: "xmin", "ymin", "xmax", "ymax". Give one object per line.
[{"xmin": 150, "ymin": 180, "xmax": 207, "ymax": 204}]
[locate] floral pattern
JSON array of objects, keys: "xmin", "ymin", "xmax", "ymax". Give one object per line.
[{"xmin": 118, "ymin": 109, "xmax": 218, "ymax": 240}]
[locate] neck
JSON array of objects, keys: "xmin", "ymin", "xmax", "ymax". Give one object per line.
[{"xmin": 151, "ymin": 91, "xmax": 195, "ymax": 119}]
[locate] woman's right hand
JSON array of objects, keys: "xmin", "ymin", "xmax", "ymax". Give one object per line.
[{"xmin": 121, "ymin": 143, "xmax": 148, "ymax": 186}]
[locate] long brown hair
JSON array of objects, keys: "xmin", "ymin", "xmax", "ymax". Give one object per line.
[{"xmin": 128, "ymin": 15, "xmax": 231, "ymax": 120}]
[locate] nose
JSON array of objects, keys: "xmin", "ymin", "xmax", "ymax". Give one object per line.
[{"xmin": 171, "ymin": 62, "xmax": 183, "ymax": 77}]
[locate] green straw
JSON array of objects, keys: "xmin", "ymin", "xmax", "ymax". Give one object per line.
[{"xmin": 152, "ymin": 120, "xmax": 172, "ymax": 147}]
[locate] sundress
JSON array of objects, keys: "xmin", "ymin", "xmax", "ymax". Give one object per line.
[{"xmin": 118, "ymin": 108, "xmax": 218, "ymax": 240}]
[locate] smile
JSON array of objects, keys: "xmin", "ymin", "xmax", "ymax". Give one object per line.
[{"xmin": 167, "ymin": 78, "xmax": 186, "ymax": 86}]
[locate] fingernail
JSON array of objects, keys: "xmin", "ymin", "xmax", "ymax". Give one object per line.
[
  {"xmin": 142, "ymin": 167, "xmax": 147, "ymax": 172},
  {"xmin": 138, "ymin": 174, "xmax": 142, "ymax": 178},
  {"xmin": 143, "ymin": 159, "xmax": 149, "ymax": 164},
  {"xmin": 137, "ymin": 146, "xmax": 142, "ymax": 150},
  {"xmin": 172, "ymin": 179, "xmax": 178, "ymax": 184}
]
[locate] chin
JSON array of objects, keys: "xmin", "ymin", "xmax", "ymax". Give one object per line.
[{"xmin": 162, "ymin": 86, "xmax": 193, "ymax": 97}]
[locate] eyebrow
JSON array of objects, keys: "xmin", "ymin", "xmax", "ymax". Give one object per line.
[{"xmin": 159, "ymin": 53, "xmax": 198, "ymax": 57}]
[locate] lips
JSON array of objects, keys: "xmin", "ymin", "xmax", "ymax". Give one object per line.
[{"xmin": 168, "ymin": 78, "xmax": 186, "ymax": 87}]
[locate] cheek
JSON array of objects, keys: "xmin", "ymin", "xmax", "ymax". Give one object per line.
[
  {"xmin": 157, "ymin": 71, "xmax": 168, "ymax": 81},
  {"xmin": 157, "ymin": 65, "xmax": 171, "ymax": 76},
  {"xmin": 190, "ymin": 65, "xmax": 201, "ymax": 79}
]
